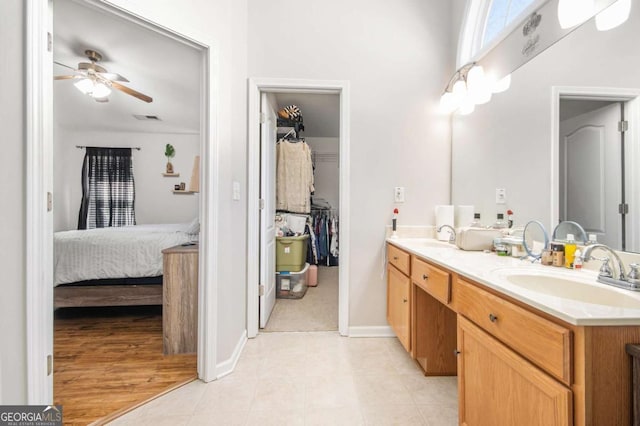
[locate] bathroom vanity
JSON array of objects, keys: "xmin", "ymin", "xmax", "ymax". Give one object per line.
[{"xmin": 387, "ymin": 238, "xmax": 640, "ymax": 426}]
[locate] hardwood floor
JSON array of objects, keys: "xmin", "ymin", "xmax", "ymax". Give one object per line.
[{"xmin": 54, "ymin": 306, "xmax": 197, "ymax": 425}]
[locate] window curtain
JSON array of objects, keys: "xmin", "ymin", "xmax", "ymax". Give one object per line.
[{"xmin": 78, "ymin": 147, "xmax": 136, "ymax": 229}]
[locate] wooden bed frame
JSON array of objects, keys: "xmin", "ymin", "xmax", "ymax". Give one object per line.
[{"xmin": 54, "ymin": 277, "xmax": 163, "ymax": 309}]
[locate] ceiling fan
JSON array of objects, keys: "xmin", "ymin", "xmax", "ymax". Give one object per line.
[{"xmin": 54, "ymin": 49, "xmax": 153, "ymax": 103}]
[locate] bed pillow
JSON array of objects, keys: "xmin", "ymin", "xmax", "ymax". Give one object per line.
[{"xmin": 185, "ymin": 218, "xmax": 200, "ymax": 234}]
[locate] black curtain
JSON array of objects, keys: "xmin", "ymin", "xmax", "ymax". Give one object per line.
[{"xmin": 78, "ymin": 147, "xmax": 136, "ymax": 229}]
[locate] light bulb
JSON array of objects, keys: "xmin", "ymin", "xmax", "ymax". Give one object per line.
[
  {"xmin": 596, "ymin": 0, "xmax": 631, "ymax": 31},
  {"xmin": 451, "ymin": 79, "xmax": 467, "ymax": 106},
  {"xmin": 558, "ymin": 0, "xmax": 595, "ymax": 29},
  {"xmin": 466, "ymin": 65, "xmax": 492, "ymax": 105},
  {"xmin": 91, "ymin": 82, "xmax": 112, "ymax": 98},
  {"xmin": 439, "ymin": 91, "xmax": 458, "ymax": 113},
  {"xmin": 73, "ymin": 78, "xmax": 94, "ymax": 95},
  {"xmin": 459, "ymin": 98, "xmax": 475, "ymax": 115},
  {"xmin": 492, "ymin": 74, "xmax": 511, "ymax": 93}
]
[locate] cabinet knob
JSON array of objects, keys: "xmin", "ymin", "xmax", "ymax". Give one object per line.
[
  {"xmin": 489, "ymin": 313, "xmax": 498, "ymax": 323},
  {"xmin": 454, "ymin": 350, "xmax": 461, "ymax": 356},
  {"xmin": 403, "ymin": 298, "xmax": 408, "ymax": 303},
  {"xmin": 393, "ymin": 256, "xmax": 399, "ymax": 260},
  {"xmin": 422, "ymin": 274, "xmax": 428, "ymax": 280}
]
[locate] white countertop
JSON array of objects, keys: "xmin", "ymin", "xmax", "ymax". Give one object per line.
[{"xmin": 387, "ymin": 237, "xmax": 640, "ymax": 326}]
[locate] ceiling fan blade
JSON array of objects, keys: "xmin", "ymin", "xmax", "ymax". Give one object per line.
[
  {"xmin": 54, "ymin": 75, "xmax": 78, "ymax": 80},
  {"xmin": 111, "ymin": 81, "xmax": 153, "ymax": 103},
  {"xmin": 54, "ymin": 61, "xmax": 77, "ymax": 71},
  {"xmin": 97, "ymin": 72, "xmax": 129, "ymax": 83}
]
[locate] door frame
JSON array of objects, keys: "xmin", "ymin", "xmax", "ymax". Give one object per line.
[
  {"xmin": 26, "ymin": 0, "xmax": 220, "ymax": 402},
  {"xmin": 551, "ymin": 86, "xmax": 640, "ymax": 250},
  {"xmin": 247, "ymin": 78, "xmax": 351, "ymax": 338}
]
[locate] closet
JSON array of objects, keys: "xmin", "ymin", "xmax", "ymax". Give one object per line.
[{"xmin": 263, "ymin": 92, "xmax": 340, "ymax": 332}]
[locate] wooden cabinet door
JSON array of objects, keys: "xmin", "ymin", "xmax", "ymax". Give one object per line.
[
  {"xmin": 387, "ymin": 264, "xmax": 411, "ymax": 351},
  {"xmin": 458, "ymin": 316, "xmax": 572, "ymax": 426}
]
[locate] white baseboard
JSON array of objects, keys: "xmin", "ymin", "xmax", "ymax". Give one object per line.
[
  {"xmin": 215, "ymin": 330, "xmax": 247, "ymax": 379},
  {"xmin": 348, "ymin": 325, "xmax": 396, "ymax": 338}
]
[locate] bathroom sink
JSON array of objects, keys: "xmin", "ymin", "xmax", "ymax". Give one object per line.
[{"xmin": 494, "ymin": 269, "xmax": 640, "ymax": 308}]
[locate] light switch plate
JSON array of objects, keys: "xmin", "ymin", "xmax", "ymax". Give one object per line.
[
  {"xmin": 233, "ymin": 181, "xmax": 240, "ymax": 201},
  {"xmin": 496, "ymin": 188, "xmax": 506, "ymax": 204},
  {"xmin": 394, "ymin": 187, "xmax": 405, "ymax": 203}
]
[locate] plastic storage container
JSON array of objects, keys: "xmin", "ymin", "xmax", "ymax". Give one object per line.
[
  {"xmin": 276, "ymin": 263, "xmax": 310, "ymax": 299},
  {"xmin": 276, "ymin": 235, "xmax": 309, "ymax": 272}
]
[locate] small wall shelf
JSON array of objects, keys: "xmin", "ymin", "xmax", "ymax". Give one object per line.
[
  {"xmin": 172, "ymin": 190, "xmax": 195, "ymax": 194},
  {"xmin": 163, "ymin": 173, "xmax": 180, "ymax": 177}
]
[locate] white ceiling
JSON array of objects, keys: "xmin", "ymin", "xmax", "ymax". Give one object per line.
[
  {"xmin": 273, "ymin": 93, "xmax": 340, "ymax": 138},
  {"xmin": 53, "ymin": 0, "xmax": 201, "ymax": 134}
]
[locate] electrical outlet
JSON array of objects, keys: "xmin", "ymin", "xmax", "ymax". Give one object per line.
[
  {"xmin": 233, "ymin": 181, "xmax": 241, "ymax": 201},
  {"xmin": 394, "ymin": 187, "xmax": 405, "ymax": 203},
  {"xmin": 496, "ymin": 188, "xmax": 506, "ymax": 204}
]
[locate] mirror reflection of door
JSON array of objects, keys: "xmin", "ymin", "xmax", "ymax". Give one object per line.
[{"xmin": 559, "ymin": 100, "xmax": 623, "ymax": 250}]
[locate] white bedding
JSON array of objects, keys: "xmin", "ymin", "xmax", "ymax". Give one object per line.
[{"xmin": 54, "ymin": 223, "xmax": 195, "ymax": 286}]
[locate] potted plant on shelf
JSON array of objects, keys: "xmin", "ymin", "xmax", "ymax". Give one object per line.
[{"xmin": 165, "ymin": 143, "xmax": 176, "ymax": 174}]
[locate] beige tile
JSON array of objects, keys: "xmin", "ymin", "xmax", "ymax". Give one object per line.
[
  {"xmin": 348, "ymin": 351, "xmax": 398, "ymax": 375},
  {"xmin": 304, "ymin": 375, "xmax": 359, "ymax": 409},
  {"xmin": 189, "ymin": 410, "xmax": 248, "ymax": 426},
  {"xmin": 304, "ymin": 350, "xmax": 353, "ymax": 376},
  {"xmin": 194, "ymin": 376, "xmax": 257, "ymax": 413},
  {"xmin": 354, "ymin": 373, "xmax": 412, "ymax": 406},
  {"xmin": 250, "ymin": 376, "xmax": 306, "ymax": 412},
  {"xmin": 402, "ymin": 376, "xmax": 457, "ymax": 406},
  {"xmin": 245, "ymin": 409, "xmax": 304, "ymax": 426},
  {"xmin": 361, "ymin": 404, "xmax": 426, "ymax": 426},
  {"xmin": 305, "ymin": 406, "xmax": 365, "ymax": 425},
  {"xmin": 134, "ymin": 414, "xmax": 191, "ymax": 426},
  {"xmin": 259, "ymin": 352, "xmax": 309, "ymax": 378},
  {"xmin": 417, "ymin": 404, "xmax": 458, "ymax": 426},
  {"xmin": 230, "ymin": 354, "xmax": 263, "ymax": 380}
]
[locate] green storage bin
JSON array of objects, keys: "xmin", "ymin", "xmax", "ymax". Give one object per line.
[{"xmin": 276, "ymin": 235, "xmax": 309, "ymax": 272}]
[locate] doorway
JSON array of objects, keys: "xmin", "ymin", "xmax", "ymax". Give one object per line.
[
  {"xmin": 259, "ymin": 92, "xmax": 341, "ymax": 332},
  {"xmin": 552, "ymin": 87, "xmax": 640, "ymax": 253},
  {"xmin": 26, "ymin": 0, "xmax": 219, "ymax": 409},
  {"xmin": 247, "ymin": 79, "xmax": 351, "ymax": 338}
]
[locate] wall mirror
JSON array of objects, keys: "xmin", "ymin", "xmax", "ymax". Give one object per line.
[{"xmin": 451, "ymin": 2, "xmax": 640, "ymax": 253}]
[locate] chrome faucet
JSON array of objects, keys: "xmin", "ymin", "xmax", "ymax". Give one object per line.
[
  {"xmin": 580, "ymin": 244, "xmax": 640, "ymax": 291},
  {"xmin": 437, "ymin": 224, "xmax": 456, "ymax": 244}
]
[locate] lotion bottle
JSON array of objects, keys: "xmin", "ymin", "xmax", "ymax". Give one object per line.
[{"xmin": 564, "ymin": 234, "xmax": 577, "ymax": 269}]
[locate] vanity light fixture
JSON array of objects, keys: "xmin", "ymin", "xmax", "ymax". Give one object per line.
[
  {"xmin": 557, "ymin": 0, "xmax": 596, "ymax": 29},
  {"xmin": 595, "ymin": 0, "xmax": 631, "ymax": 31},
  {"xmin": 439, "ymin": 62, "xmax": 510, "ymax": 114}
]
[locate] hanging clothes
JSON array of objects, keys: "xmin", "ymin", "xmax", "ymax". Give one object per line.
[
  {"xmin": 309, "ymin": 207, "xmax": 338, "ymax": 266},
  {"xmin": 276, "ymin": 140, "xmax": 314, "ymax": 214}
]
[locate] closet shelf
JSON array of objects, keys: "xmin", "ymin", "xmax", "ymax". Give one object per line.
[
  {"xmin": 172, "ymin": 190, "xmax": 195, "ymax": 194},
  {"xmin": 163, "ymin": 173, "xmax": 180, "ymax": 177}
]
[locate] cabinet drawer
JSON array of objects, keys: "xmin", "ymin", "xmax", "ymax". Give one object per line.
[
  {"xmin": 456, "ymin": 278, "xmax": 572, "ymax": 384},
  {"xmin": 411, "ymin": 257, "xmax": 451, "ymax": 305},
  {"xmin": 388, "ymin": 244, "xmax": 410, "ymax": 275}
]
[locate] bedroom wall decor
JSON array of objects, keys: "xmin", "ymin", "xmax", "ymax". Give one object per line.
[{"xmin": 165, "ymin": 143, "xmax": 175, "ymax": 174}]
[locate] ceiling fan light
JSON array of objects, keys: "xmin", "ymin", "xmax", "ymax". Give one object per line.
[
  {"xmin": 73, "ymin": 78, "xmax": 94, "ymax": 95},
  {"xmin": 596, "ymin": 0, "xmax": 631, "ymax": 31},
  {"xmin": 91, "ymin": 82, "xmax": 112, "ymax": 98},
  {"xmin": 557, "ymin": 0, "xmax": 595, "ymax": 29}
]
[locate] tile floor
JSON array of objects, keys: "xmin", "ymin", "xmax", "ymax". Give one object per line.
[{"xmin": 109, "ymin": 332, "xmax": 458, "ymax": 425}]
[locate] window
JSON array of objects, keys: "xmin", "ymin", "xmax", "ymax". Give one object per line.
[
  {"xmin": 458, "ymin": 0, "xmax": 544, "ymax": 66},
  {"xmin": 78, "ymin": 147, "xmax": 136, "ymax": 229}
]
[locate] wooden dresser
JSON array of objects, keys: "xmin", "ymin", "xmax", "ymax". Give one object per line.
[{"xmin": 162, "ymin": 243, "xmax": 198, "ymax": 355}]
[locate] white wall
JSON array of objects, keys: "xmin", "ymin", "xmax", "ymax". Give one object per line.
[
  {"xmin": 0, "ymin": 0, "xmax": 27, "ymax": 404},
  {"xmin": 306, "ymin": 137, "xmax": 339, "ymax": 212},
  {"xmin": 452, "ymin": 5, "xmax": 640, "ymax": 232},
  {"xmin": 53, "ymin": 128, "xmax": 199, "ymax": 231},
  {"xmin": 249, "ymin": 0, "xmax": 455, "ymax": 328}
]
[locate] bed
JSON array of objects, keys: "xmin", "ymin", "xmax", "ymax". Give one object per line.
[{"xmin": 54, "ymin": 222, "xmax": 197, "ymax": 308}]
